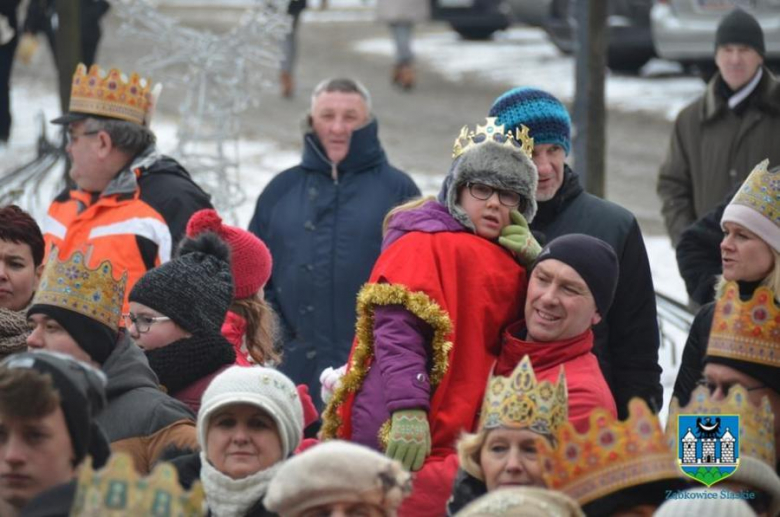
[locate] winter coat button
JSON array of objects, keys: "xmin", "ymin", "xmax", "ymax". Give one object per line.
[
  {"xmin": 307, "ymin": 305, "xmax": 314, "ymax": 312},
  {"xmin": 416, "ymin": 373, "xmax": 427, "ymax": 384},
  {"xmin": 307, "ymin": 264, "xmax": 314, "ymax": 271},
  {"xmin": 306, "ymin": 349, "xmax": 317, "ymax": 359},
  {"xmin": 304, "ymin": 221, "xmax": 316, "ymax": 231},
  {"xmin": 729, "ymin": 169, "xmax": 737, "ymax": 178}
]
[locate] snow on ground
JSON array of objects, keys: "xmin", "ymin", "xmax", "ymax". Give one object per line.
[{"xmin": 354, "ymin": 27, "xmax": 705, "ymax": 122}]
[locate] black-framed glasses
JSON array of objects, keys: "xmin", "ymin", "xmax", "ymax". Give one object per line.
[
  {"xmin": 696, "ymin": 379, "xmax": 767, "ymax": 397},
  {"xmin": 122, "ymin": 313, "xmax": 171, "ymax": 334},
  {"xmin": 65, "ymin": 130, "xmax": 100, "ymax": 145},
  {"xmin": 466, "ymin": 182, "xmax": 523, "ymax": 208}
]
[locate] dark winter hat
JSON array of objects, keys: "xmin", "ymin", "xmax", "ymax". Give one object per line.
[
  {"xmin": 26, "ymin": 305, "xmax": 118, "ymax": 365},
  {"xmin": 582, "ymin": 479, "xmax": 690, "ymax": 517},
  {"xmin": 129, "ymin": 232, "xmax": 234, "ymax": 335},
  {"xmin": 437, "ymin": 118, "xmax": 538, "ymax": 232},
  {"xmin": 534, "ymin": 234, "xmax": 619, "ymax": 317},
  {"xmin": 1, "ymin": 351, "xmax": 111, "ymax": 468},
  {"xmin": 489, "ymin": 87, "xmax": 572, "ymax": 155},
  {"xmin": 715, "ymin": 8, "xmax": 765, "ymax": 57}
]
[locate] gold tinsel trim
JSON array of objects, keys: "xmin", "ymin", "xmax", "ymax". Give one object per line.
[{"xmin": 321, "ymin": 283, "xmax": 454, "ymax": 444}]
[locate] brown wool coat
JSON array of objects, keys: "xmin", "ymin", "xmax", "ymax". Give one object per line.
[{"xmin": 657, "ymin": 67, "xmax": 780, "ymax": 246}]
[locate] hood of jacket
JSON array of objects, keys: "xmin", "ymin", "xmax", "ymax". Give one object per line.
[
  {"xmin": 101, "ymin": 333, "xmax": 163, "ymax": 402},
  {"xmin": 382, "ymin": 200, "xmax": 466, "ymax": 250},
  {"xmin": 300, "ymin": 118, "xmax": 387, "ymax": 176}
]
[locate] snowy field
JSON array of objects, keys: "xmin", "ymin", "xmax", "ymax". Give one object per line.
[{"xmin": 2, "ymin": 0, "xmax": 690, "ymax": 421}]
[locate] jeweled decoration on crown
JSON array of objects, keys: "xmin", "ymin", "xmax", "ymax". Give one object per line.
[
  {"xmin": 452, "ymin": 117, "xmax": 534, "ymax": 160},
  {"xmin": 70, "ymin": 453, "xmax": 205, "ymax": 516},
  {"xmin": 479, "ymin": 355, "xmax": 568, "ymax": 436},
  {"xmin": 730, "ymin": 159, "xmax": 780, "ymax": 227},
  {"xmin": 70, "ymin": 64, "xmax": 154, "ymax": 127},
  {"xmin": 537, "ymin": 398, "xmax": 682, "ymax": 506},
  {"xmin": 32, "ymin": 248, "xmax": 127, "ymax": 332},
  {"xmin": 668, "ymin": 385, "xmax": 774, "ymax": 487},
  {"xmin": 707, "ymin": 281, "xmax": 780, "ymax": 368}
]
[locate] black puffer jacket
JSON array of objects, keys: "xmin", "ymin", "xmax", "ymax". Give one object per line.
[{"xmin": 531, "ymin": 166, "xmax": 662, "ymax": 418}]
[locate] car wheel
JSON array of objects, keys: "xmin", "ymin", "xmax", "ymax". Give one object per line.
[{"xmin": 450, "ymin": 22, "xmax": 500, "ymax": 40}]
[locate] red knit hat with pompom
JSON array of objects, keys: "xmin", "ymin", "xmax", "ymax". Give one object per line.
[{"xmin": 186, "ymin": 209, "xmax": 272, "ymax": 299}]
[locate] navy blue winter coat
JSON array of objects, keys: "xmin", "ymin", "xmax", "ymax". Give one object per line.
[{"xmin": 248, "ymin": 119, "xmax": 420, "ymax": 407}]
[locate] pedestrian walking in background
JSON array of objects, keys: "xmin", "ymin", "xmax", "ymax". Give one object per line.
[
  {"xmin": 0, "ymin": 0, "xmax": 21, "ymax": 144},
  {"xmin": 0, "ymin": 205, "xmax": 44, "ymax": 360},
  {"xmin": 280, "ymin": 0, "xmax": 307, "ymax": 98},
  {"xmin": 377, "ymin": 0, "xmax": 429, "ymax": 90},
  {"xmin": 673, "ymin": 159, "xmax": 779, "ymax": 407},
  {"xmin": 657, "ymin": 8, "xmax": 780, "ymax": 246},
  {"xmin": 186, "ymin": 209, "xmax": 278, "ymax": 367},
  {"xmin": 490, "ymin": 87, "xmax": 662, "ymax": 419},
  {"xmin": 321, "ymin": 116, "xmax": 539, "ymax": 516},
  {"xmin": 171, "ymin": 365, "xmax": 304, "ymax": 517},
  {"xmin": 249, "ymin": 78, "xmax": 419, "ymax": 409},
  {"xmin": 127, "ymin": 232, "xmax": 237, "ymax": 413}
]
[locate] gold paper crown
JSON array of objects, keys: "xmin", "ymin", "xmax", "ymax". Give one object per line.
[
  {"xmin": 70, "ymin": 64, "xmax": 154, "ymax": 126},
  {"xmin": 668, "ymin": 385, "xmax": 775, "ymax": 468},
  {"xmin": 478, "ymin": 355, "xmax": 568, "ymax": 436},
  {"xmin": 707, "ymin": 281, "xmax": 780, "ymax": 368},
  {"xmin": 537, "ymin": 398, "xmax": 682, "ymax": 506},
  {"xmin": 70, "ymin": 453, "xmax": 205, "ymax": 516},
  {"xmin": 32, "ymin": 248, "xmax": 127, "ymax": 331},
  {"xmin": 452, "ymin": 117, "xmax": 534, "ymax": 160},
  {"xmin": 728, "ymin": 158, "xmax": 780, "ymax": 230}
]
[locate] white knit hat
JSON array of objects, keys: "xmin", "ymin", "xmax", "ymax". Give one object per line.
[
  {"xmin": 653, "ymin": 488, "xmax": 757, "ymax": 517},
  {"xmin": 265, "ymin": 440, "xmax": 412, "ymax": 517},
  {"xmin": 729, "ymin": 455, "xmax": 780, "ymax": 517},
  {"xmin": 197, "ymin": 366, "xmax": 303, "ymax": 458},
  {"xmin": 455, "ymin": 487, "xmax": 585, "ymax": 517}
]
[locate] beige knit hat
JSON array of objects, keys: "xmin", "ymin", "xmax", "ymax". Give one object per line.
[
  {"xmin": 455, "ymin": 487, "xmax": 585, "ymax": 517},
  {"xmin": 265, "ymin": 440, "xmax": 412, "ymax": 516},
  {"xmin": 654, "ymin": 488, "xmax": 757, "ymax": 517}
]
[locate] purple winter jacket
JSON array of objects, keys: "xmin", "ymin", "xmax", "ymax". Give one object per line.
[{"xmin": 350, "ymin": 201, "xmax": 467, "ymax": 450}]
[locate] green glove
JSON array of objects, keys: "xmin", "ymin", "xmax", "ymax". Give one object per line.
[
  {"xmin": 386, "ymin": 409, "xmax": 431, "ymax": 472},
  {"xmin": 499, "ymin": 209, "xmax": 542, "ymax": 267}
]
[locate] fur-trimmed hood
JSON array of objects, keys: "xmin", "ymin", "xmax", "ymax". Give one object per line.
[{"xmin": 437, "ymin": 140, "xmax": 538, "ymax": 232}]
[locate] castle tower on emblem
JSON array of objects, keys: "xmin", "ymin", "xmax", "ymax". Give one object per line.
[{"xmin": 675, "ymin": 413, "xmax": 740, "ymax": 487}]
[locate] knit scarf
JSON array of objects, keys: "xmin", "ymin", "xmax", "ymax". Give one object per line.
[
  {"xmin": 199, "ymin": 452, "xmax": 280, "ymax": 517},
  {"xmin": 0, "ymin": 306, "xmax": 29, "ymax": 360},
  {"xmin": 145, "ymin": 333, "xmax": 236, "ymax": 394}
]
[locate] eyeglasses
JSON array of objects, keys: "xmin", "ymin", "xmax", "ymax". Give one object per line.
[
  {"xmin": 122, "ymin": 313, "xmax": 171, "ymax": 334},
  {"xmin": 65, "ymin": 130, "xmax": 100, "ymax": 145},
  {"xmin": 466, "ymin": 182, "xmax": 523, "ymax": 208},
  {"xmin": 696, "ymin": 379, "xmax": 767, "ymax": 397}
]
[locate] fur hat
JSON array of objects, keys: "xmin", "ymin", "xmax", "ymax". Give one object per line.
[
  {"xmin": 265, "ymin": 440, "xmax": 412, "ymax": 517},
  {"xmin": 129, "ymin": 232, "xmax": 234, "ymax": 335},
  {"xmin": 197, "ymin": 365, "xmax": 303, "ymax": 459},
  {"xmin": 437, "ymin": 139, "xmax": 538, "ymax": 232},
  {"xmin": 456, "ymin": 487, "xmax": 585, "ymax": 517},
  {"xmin": 186, "ymin": 209, "xmax": 272, "ymax": 300}
]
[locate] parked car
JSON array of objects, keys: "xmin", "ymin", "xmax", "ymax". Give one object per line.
[
  {"xmin": 651, "ymin": 0, "xmax": 780, "ymax": 80},
  {"xmin": 432, "ymin": 0, "xmax": 512, "ymax": 40},
  {"xmin": 505, "ymin": 0, "xmax": 553, "ymax": 28},
  {"xmin": 544, "ymin": 0, "xmax": 657, "ymax": 72}
]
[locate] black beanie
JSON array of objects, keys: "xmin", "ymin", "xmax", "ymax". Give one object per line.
[
  {"xmin": 129, "ymin": 232, "xmax": 234, "ymax": 335},
  {"xmin": 1, "ymin": 351, "xmax": 111, "ymax": 468},
  {"xmin": 582, "ymin": 479, "xmax": 690, "ymax": 517},
  {"xmin": 534, "ymin": 234, "xmax": 619, "ymax": 317},
  {"xmin": 26, "ymin": 305, "xmax": 118, "ymax": 365},
  {"xmin": 715, "ymin": 8, "xmax": 765, "ymax": 57}
]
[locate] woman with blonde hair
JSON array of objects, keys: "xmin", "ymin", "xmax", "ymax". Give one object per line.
[{"xmin": 673, "ymin": 159, "xmax": 780, "ymax": 406}]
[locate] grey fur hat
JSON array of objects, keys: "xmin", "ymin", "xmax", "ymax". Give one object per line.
[{"xmin": 437, "ymin": 139, "xmax": 538, "ymax": 232}]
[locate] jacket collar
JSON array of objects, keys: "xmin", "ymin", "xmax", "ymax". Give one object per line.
[
  {"xmin": 702, "ymin": 66, "xmax": 780, "ymax": 121},
  {"xmin": 100, "ymin": 144, "xmax": 162, "ymax": 197},
  {"xmin": 498, "ymin": 321, "xmax": 595, "ymax": 375},
  {"xmin": 300, "ymin": 118, "xmax": 386, "ymax": 177},
  {"xmin": 532, "ymin": 165, "xmax": 583, "ymax": 225}
]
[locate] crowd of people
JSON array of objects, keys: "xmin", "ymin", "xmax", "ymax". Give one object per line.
[{"xmin": 0, "ymin": 6, "xmax": 778, "ymax": 517}]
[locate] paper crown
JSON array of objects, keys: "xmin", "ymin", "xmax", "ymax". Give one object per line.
[
  {"xmin": 32, "ymin": 248, "xmax": 127, "ymax": 331},
  {"xmin": 707, "ymin": 281, "xmax": 780, "ymax": 368},
  {"xmin": 70, "ymin": 453, "xmax": 205, "ymax": 516},
  {"xmin": 668, "ymin": 385, "xmax": 775, "ymax": 468},
  {"xmin": 478, "ymin": 355, "xmax": 568, "ymax": 436},
  {"xmin": 538, "ymin": 398, "xmax": 682, "ymax": 506},
  {"xmin": 70, "ymin": 64, "xmax": 154, "ymax": 126},
  {"xmin": 452, "ymin": 117, "xmax": 534, "ymax": 160}
]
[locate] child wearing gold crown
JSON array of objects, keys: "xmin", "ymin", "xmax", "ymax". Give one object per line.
[{"xmin": 321, "ymin": 117, "xmax": 539, "ymax": 516}]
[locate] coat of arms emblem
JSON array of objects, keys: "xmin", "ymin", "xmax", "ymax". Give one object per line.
[{"xmin": 677, "ymin": 414, "xmax": 740, "ymax": 487}]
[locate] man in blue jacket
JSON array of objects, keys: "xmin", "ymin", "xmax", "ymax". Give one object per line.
[{"xmin": 249, "ymin": 78, "xmax": 420, "ymax": 409}]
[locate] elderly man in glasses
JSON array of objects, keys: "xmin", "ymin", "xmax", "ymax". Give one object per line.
[{"xmin": 25, "ymin": 248, "xmax": 198, "ymax": 475}]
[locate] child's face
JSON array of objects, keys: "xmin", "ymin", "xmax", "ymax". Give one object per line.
[{"xmin": 458, "ymin": 184, "xmax": 513, "ymax": 240}]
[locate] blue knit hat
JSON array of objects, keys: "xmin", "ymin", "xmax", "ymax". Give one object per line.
[{"xmin": 489, "ymin": 87, "xmax": 572, "ymax": 156}]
